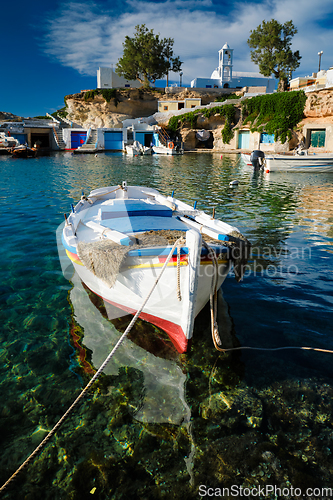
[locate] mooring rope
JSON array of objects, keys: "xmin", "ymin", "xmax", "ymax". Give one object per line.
[
  {"xmin": 0, "ymin": 237, "xmax": 184, "ymax": 495},
  {"xmin": 213, "ymin": 345, "xmax": 333, "ymax": 354},
  {"xmin": 201, "ymin": 244, "xmax": 333, "ymax": 358},
  {"xmin": 176, "ymin": 243, "xmax": 182, "ymax": 301},
  {"xmin": 202, "ymin": 241, "xmax": 222, "ymax": 350}
]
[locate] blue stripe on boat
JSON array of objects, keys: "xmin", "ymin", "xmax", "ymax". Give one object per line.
[
  {"xmin": 62, "ymin": 233, "xmax": 77, "ymax": 254},
  {"xmin": 128, "ymin": 247, "xmax": 189, "ymax": 256},
  {"xmin": 102, "ymin": 209, "xmax": 172, "ymax": 219},
  {"xmin": 102, "ymin": 200, "xmax": 172, "ymax": 217},
  {"xmin": 128, "ymin": 245, "xmax": 228, "ymax": 257},
  {"xmin": 101, "ymin": 216, "xmax": 187, "ymax": 233}
]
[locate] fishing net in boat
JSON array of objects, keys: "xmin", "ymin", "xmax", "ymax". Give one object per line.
[
  {"xmin": 77, "ymin": 230, "xmax": 186, "ymax": 288},
  {"xmin": 77, "ymin": 227, "xmax": 250, "ymax": 287}
]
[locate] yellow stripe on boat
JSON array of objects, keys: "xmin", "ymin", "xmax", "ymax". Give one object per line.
[{"xmin": 66, "ymin": 249, "xmax": 84, "ymax": 266}]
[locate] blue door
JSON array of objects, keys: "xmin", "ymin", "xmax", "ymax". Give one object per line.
[
  {"xmin": 135, "ymin": 132, "xmax": 154, "ymax": 147},
  {"xmin": 104, "ymin": 131, "xmax": 123, "ymax": 150},
  {"xmin": 11, "ymin": 134, "xmax": 27, "ymax": 145},
  {"xmin": 71, "ymin": 132, "xmax": 87, "ymax": 149},
  {"xmin": 238, "ymin": 130, "xmax": 250, "ymax": 149},
  {"xmin": 260, "ymin": 133, "xmax": 275, "ymax": 144}
]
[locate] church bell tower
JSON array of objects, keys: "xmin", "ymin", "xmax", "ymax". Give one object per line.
[{"xmin": 218, "ymin": 43, "xmax": 233, "ymax": 87}]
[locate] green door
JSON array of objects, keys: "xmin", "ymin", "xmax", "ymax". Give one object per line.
[
  {"xmin": 310, "ymin": 130, "xmax": 326, "ymax": 147},
  {"xmin": 238, "ymin": 130, "xmax": 250, "ymax": 149}
]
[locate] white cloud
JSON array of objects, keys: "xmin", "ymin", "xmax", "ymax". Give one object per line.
[{"xmin": 42, "ymin": 0, "xmax": 333, "ymax": 83}]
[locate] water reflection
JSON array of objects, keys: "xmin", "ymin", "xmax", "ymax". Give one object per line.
[
  {"xmin": 1, "ymin": 152, "xmax": 333, "ymax": 499},
  {"xmin": 69, "ymin": 271, "xmax": 190, "ymax": 426}
]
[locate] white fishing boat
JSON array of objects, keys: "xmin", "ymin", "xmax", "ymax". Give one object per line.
[
  {"xmin": 61, "ymin": 182, "xmax": 250, "ymax": 353},
  {"xmin": 152, "ymin": 142, "xmax": 184, "ymax": 155},
  {"xmin": 250, "ymin": 149, "xmax": 333, "ymax": 172},
  {"xmin": 126, "ymin": 141, "xmax": 152, "ymax": 155},
  {"xmin": 0, "ymin": 132, "xmax": 20, "ymax": 149}
]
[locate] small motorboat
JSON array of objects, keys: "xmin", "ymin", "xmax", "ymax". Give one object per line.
[
  {"xmin": 0, "ymin": 132, "xmax": 20, "ymax": 149},
  {"xmin": 61, "ymin": 182, "xmax": 250, "ymax": 353},
  {"xmin": 152, "ymin": 142, "xmax": 184, "ymax": 155},
  {"xmin": 9, "ymin": 145, "xmax": 37, "ymax": 158},
  {"xmin": 250, "ymin": 149, "xmax": 333, "ymax": 173},
  {"xmin": 126, "ymin": 141, "xmax": 152, "ymax": 155}
]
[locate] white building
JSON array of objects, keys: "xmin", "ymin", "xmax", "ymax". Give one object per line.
[
  {"xmin": 191, "ymin": 43, "xmax": 276, "ymax": 93},
  {"xmin": 97, "ymin": 67, "xmax": 142, "ymax": 89},
  {"xmin": 289, "ymin": 67, "xmax": 333, "ymax": 92}
]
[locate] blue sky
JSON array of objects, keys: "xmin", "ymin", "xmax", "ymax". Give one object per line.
[{"xmin": 1, "ymin": 0, "xmax": 332, "ymax": 118}]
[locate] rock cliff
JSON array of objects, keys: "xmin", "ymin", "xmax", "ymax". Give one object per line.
[
  {"xmin": 64, "ymin": 88, "xmax": 234, "ymax": 129},
  {"xmin": 65, "ymin": 89, "xmax": 161, "ymax": 128},
  {"xmin": 303, "ymin": 90, "xmax": 333, "ymax": 118},
  {"xmin": 63, "ymin": 88, "xmax": 333, "ymax": 151}
]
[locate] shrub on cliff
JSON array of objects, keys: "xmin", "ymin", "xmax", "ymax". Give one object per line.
[
  {"xmin": 241, "ymin": 90, "xmax": 307, "ymax": 143},
  {"xmin": 168, "ymin": 104, "xmax": 237, "ymax": 143},
  {"xmin": 84, "ymin": 89, "xmax": 119, "ymax": 106}
]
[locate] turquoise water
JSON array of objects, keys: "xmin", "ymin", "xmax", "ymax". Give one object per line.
[{"xmin": 1, "ymin": 151, "xmax": 333, "ymax": 499}]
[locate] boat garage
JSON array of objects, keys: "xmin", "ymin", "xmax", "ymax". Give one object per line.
[{"xmin": 104, "ymin": 131, "xmax": 123, "ymax": 150}]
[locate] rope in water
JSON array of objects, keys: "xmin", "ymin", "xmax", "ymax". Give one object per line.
[
  {"xmin": 202, "ymin": 242, "xmax": 333, "ymax": 357},
  {"xmin": 0, "ymin": 237, "xmax": 184, "ymax": 495},
  {"xmin": 214, "ymin": 345, "xmax": 333, "ymax": 354}
]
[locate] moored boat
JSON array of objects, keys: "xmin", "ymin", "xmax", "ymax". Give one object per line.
[
  {"xmin": 240, "ymin": 152, "xmax": 252, "ymax": 165},
  {"xmin": 0, "ymin": 132, "xmax": 20, "ymax": 149},
  {"xmin": 61, "ymin": 182, "xmax": 250, "ymax": 353},
  {"xmin": 9, "ymin": 145, "xmax": 37, "ymax": 158},
  {"xmin": 250, "ymin": 149, "xmax": 333, "ymax": 172},
  {"xmin": 126, "ymin": 141, "xmax": 152, "ymax": 155},
  {"xmin": 152, "ymin": 142, "xmax": 183, "ymax": 155}
]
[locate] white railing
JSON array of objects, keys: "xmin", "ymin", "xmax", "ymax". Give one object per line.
[{"xmin": 46, "ymin": 113, "xmax": 60, "ymax": 124}]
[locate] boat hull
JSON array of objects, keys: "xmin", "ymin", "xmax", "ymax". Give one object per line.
[
  {"xmin": 61, "ymin": 183, "xmax": 247, "ymax": 353},
  {"xmin": 152, "ymin": 146, "xmax": 183, "ymax": 155},
  {"xmin": 126, "ymin": 142, "xmax": 152, "ymax": 155},
  {"xmin": 240, "ymin": 153, "xmax": 252, "ymax": 165},
  {"xmin": 265, "ymin": 155, "xmax": 333, "ymax": 172},
  {"xmin": 66, "ymin": 248, "xmax": 231, "ymax": 353}
]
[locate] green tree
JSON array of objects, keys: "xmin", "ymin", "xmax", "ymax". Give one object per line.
[
  {"xmin": 247, "ymin": 19, "xmax": 301, "ymax": 92},
  {"xmin": 116, "ymin": 24, "xmax": 182, "ymax": 87}
]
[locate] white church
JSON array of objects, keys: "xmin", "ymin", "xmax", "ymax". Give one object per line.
[{"xmin": 190, "ymin": 43, "xmax": 277, "ymax": 93}]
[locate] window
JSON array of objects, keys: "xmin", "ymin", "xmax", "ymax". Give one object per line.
[
  {"xmin": 206, "ymin": 85, "xmax": 212, "ymax": 88},
  {"xmin": 164, "ymin": 106, "xmax": 168, "ymax": 111}
]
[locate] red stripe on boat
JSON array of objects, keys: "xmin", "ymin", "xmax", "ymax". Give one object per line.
[
  {"xmin": 86, "ymin": 289, "xmax": 189, "ymax": 353},
  {"xmin": 67, "ymin": 250, "xmax": 80, "ymax": 261},
  {"xmin": 158, "ymin": 255, "xmax": 188, "ymax": 263}
]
